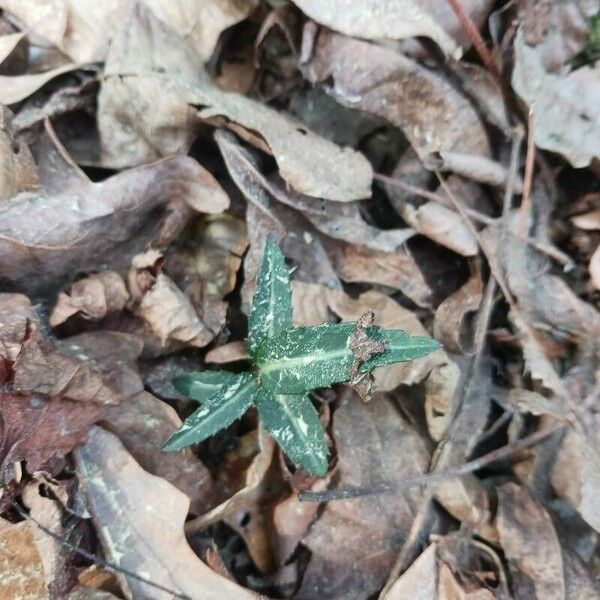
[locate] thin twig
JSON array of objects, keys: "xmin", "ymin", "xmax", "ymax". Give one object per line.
[
  {"xmin": 444, "ymin": 0, "xmax": 503, "ymax": 84},
  {"xmin": 299, "ymin": 425, "xmax": 563, "ymax": 502},
  {"xmin": 10, "ymin": 501, "xmax": 193, "ymax": 600},
  {"xmin": 374, "ymin": 172, "xmax": 573, "ymax": 268},
  {"xmin": 519, "ymin": 109, "xmax": 536, "ymax": 235}
]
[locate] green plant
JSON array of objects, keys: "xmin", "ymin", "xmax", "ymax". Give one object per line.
[{"xmin": 163, "ymin": 238, "xmax": 439, "ymax": 476}]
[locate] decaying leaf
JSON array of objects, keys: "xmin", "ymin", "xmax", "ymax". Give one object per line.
[
  {"xmin": 62, "ymin": 331, "xmax": 218, "ymax": 514},
  {"xmin": 0, "ymin": 391, "xmax": 103, "ymax": 485},
  {"xmin": 301, "ymin": 29, "xmax": 490, "ymax": 161},
  {"xmin": 138, "ymin": 273, "xmax": 213, "ymax": 348},
  {"xmin": 50, "ymin": 271, "xmax": 129, "ymax": 327},
  {"xmin": 328, "ymin": 242, "xmax": 434, "ymax": 308},
  {"xmin": 0, "ymin": 155, "xmax": 228, "ymax": 292},
  {"xmin": 497, "ymin": 483, "xmax": 565, "ymax": 600},
  {"xmin": 0, "ymin": 518, "xmax": 47, "ymax": 599},
  {"xmin": 296, "ymin": 393, "xmax": 430, "ymax": 599},
  {"xmin": 434, "ymin": 273, "xmax": 483, "ymax": 354},
  {"xmin": 513, "ymin": 28, "xmax": 600, "ymax": 168},
  {"xmin": 0, "ymin": 106, "xmax": 39, "ymax": 201},
  {"xmin": 99, "ymin": 3, "xmax": 372, "ymax": 200},
  {"xmin": 75, "ymin": 427, "xmax": 261, "ymax": 599},
  {"xmin": 0, "ymin": 0, "xmax": 258, "ymax": 63},
  {"xmin": 290, "ymin": 0, "xmax": 458, "ymax": 57},
  {"xmin": 381, "ymin": 543, "xmax": 437, "ymax": 600}
]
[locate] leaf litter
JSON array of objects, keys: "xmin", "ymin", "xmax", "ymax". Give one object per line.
[{"xmin": 1, "ymin": 1, "xmax": 600, "ymax": 598}]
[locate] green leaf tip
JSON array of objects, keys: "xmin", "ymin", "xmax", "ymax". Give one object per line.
[
  {"xmin": 255, "ymin": 390, "xmax": 328, "ymax": 477},
  {"xmin": 162, "ymin": 373, "xmax": 258, "ymax": 452},
  {"xmin": 255, "ymin": 322, "xmax": 440, "ymax": 394},
  {"xmin": 247, "ymin": 236, "xmax": 293, "ymax": 357}
]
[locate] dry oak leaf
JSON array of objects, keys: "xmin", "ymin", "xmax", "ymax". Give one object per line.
[
  {"xmin": 0, "ymin": 155, "xmax": 228, "ymax": 292},
  {"xmin": 50, "ymin": 271, "xmax": 129, "ymax": 327},
  {"xmin": 513, "ymin": 28, "xmax": 600, "ymax": 168},
  {"xmin": 0, "ymin": 518, "xmax": 47, "ymax": 599},
  {"xmin": 0, "ymin": 391, "xmax": 103, "ymax": 485},
  {"xmin": 0, "ymin": 105, "xmax": 40, "ymax": 201},
  {"xmin": 496, "ymin": 483, "xmax": 565, "ymax": 600},
  {"xmin": 0, "ymin": 0, "xmax": 257, "ymax": 63},
  {"xmin": 381, "ymin": 543, "xmax": 437, "ymax": 600},
  {"xmin": 138, "ymin": 273, "xmax": 213, "ymax": 348},
  {"xmin": 75, "ymin": 427, "xmax": 262, "ymax": 600},
  {"xmin": 301, "ymin": 28, "xmax": 490, "ymax": 161},
  {"xmin": 99, "ymin": 3, "xmax": 372, "ymax": 200},
  {"xmin": 290, "ymin": 0, "xmax": 458, "ymax": 57},
  {"xmin": 296, "ymin": 392, "xmax": 430, "ymax": 600}
]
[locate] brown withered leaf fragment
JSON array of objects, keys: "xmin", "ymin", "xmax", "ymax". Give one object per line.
[
  {"xmin": 382, "ymin": 543, "xmax": 437, "ymax": 600},
  {"xmin": 0, "ymin": 518, "xmax": 47, "ymax": 599},
  {"xmin": 0, "ymin": 0, "xmax": 257, "ymax": 63},
  {"xmin": 50, "ymin": 271, "xmax": 129, "ymax": 327},
  {"xmin": 100, "ymin": 4, "xmax": 372, "ymax": 200},
  {"xmin": 0, "ymin": 155, "xmax": 229, "ymax": 292},
  {"xmin": 290, "ymin": 0, "xmax": 458, "ymax": 56},
  {"xmin": 291, "ymin": 281, "xmax": 333, "ymax": 326},
  {"xmin": 0, "ymin": 391, "xmax": 103, "ymax": 485},
  {"xmin": 138, "ymin": 273, "xmax": 213, "ymax": 348},
  {"xmin": 384, "ymin": 149, "xmax": 479, "ymax": 257},
  {"xmin": 297, "ymin": 392, "xmax": 430, "ymax": 600},
  {"xmin": 76, "ymin": 427, "xmax": 261, "ymax": 600},
  {"xmin": 328, "ymin": 242, "xmax": 433, "ymax": 308},
  {"xmin": 205, "ymin": 342, "xmax": 248, "ymax": 365},
  {"xmin": 186, "ymin": 429, "xmax": 280, "ymax": 574},
  {"xmin": 551, "ymin": 428, "xmax": 600, "ymax": 534},
  {"xmin": 497, "ymin": 483, "xmax": 565, "ymax": 600},
  {"xmin": 512, "ymin": 28, "xmax": 600, "ymax": 168},
  {"xmin": 349, "ymin": 311, "xmax": 386, "ymax": 402},
  {"xmin": 301, "ymin": 29, "xmax": 490, "ymax": 161},
  {"xmin": 434, "ymin": 273, "xmax": 483, "ymax": 354},
  {"xmin": 0, "ymin": 106, "xmax": 39, "ymax": 201},
  {"xmin": 13, "ymin": 337, "xmax": 119, "ymax": 405},
  {"xmin": 63, "ymin": 331, "xmax": 217, "ymax": 514},
  {"xmin": 22, "ymin": 480, "xmax": 76, "ymax": 598},
  {"xmin": 591, "ymin": 245, "xmax": 600, "ymax": 290},
  {"xmin": 0, "ymin": 292, "xmax": 38, "ymax": 361}
]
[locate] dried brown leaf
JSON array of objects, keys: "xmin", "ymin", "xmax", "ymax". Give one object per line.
[
  {"xmin": 0, "ymin": 63, "xmax": 81, "ymax": 105},
  {"xmin": 0, "ymin": 106, "xmax": 39, "ymax": 201},
  {"xmin": 381, "ymin": 544, "xmax": 437, "ymax": 600},
  {"xmin": 328, "ymin": 242, "xmax": 434, "ymax": 308},
  {"xmin": 497, "ymin": 483, "xmax": 565, "ymax": 600},
  {"xmin": 0, "ymin": 518, "xmax": 46, "ymax": 599},
  {"xmin": 0, "ymin": 155, "xmax": 228, "ymax": 292},
  {"xmin": 138, "ymin": 273, "xmax": 213, "ymax": 348},
  {"xmin": 205, "ymin": 342, "xmax": 248, "ymax": 364},
  {"xmin": 75, "ymin": 427, "xmax": 261, "ymax": 599},
  {"xmin": 434, "ymin": 273, "xmax": 483, "ymax": 354},
  {"xmin": 63, "ymin": 331, "xmax": 217, "ymax": 514},
  {"xmin": 0, "ymin": 0, "xmax": 257, "ymax": 63},
  {"xmin": 50, "ymin": 271, "xmax": 129, "ymax": 327},
  {"xmin": 297, "ymin": 392, "xmax": 430, "ymax": 600},
  {"xmin": 590, "ymin": 245, "xmax": 600, "ymax": 290},
  {"xmin": 290, "ymin": 0, "xmax": 458, "ymax": 57},
  {"xmin": 301, "ymin": 29, "xmax": 490, "ymax": 160},
  {"xmin": 0, "ymin": 391, "xmax": 103, "ymax": 485},
  {"xmin": 513, "ymin": 28, "xmax": 600, "ymax": 168}
]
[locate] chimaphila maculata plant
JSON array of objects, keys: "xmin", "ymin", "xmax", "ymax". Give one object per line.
[{"xmin": 163, "ymin": 238, "xmax": 439, "ymax": 476}]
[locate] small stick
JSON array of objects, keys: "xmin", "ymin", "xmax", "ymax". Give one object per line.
[
  {"xmin": 299, "ymin": 424, "xmax": 563, "ymax": 502},
  {"xmin": 519, "ymin": 109, "xmax": 536, "ymax": 235},
  {"xmin": 444, "ymin": 0, "xmax": 503, "ymax": 84}
]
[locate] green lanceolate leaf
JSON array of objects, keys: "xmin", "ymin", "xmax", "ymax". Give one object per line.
[
  {"xmin": 247, "ymin": 237, "xmax": 293, "ymax": 357},
  {"xmin": 173, "ymin": 370, "xmax": 241, "ymax": 402},
  {"xmin": 255, "ymin": 322, "xmax": 439, "ymax": 394},
  {"xmin": 163, "ymin": 373, "xmax": 257, "ymax": 452},
  {"xmin": 254, "ymin": 389, "xmax": 328, "ymax": 477}
]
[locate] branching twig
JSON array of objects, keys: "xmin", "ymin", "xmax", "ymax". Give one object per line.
[{"xmin": 299, "ymin": 425, "xmax": 563, "ymax": 502}]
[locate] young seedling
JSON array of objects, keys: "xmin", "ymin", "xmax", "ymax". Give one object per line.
[{"xmin": 163, "ymin": 238, "xmax": 439, "ymax": 476}]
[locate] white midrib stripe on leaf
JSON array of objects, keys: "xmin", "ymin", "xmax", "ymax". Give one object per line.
[{"xmin": 259, "ymin": 348, "xmax": 349, "ymax": 374}]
